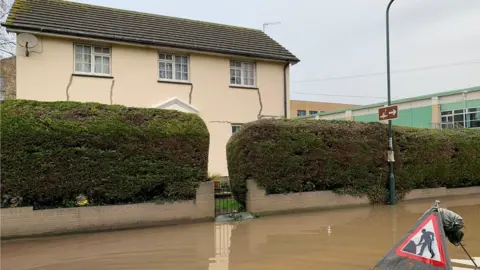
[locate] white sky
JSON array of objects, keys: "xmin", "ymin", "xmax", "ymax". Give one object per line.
[{"xmin": 71, "ymin": 0, "xmax": 480, "ymax": 105}]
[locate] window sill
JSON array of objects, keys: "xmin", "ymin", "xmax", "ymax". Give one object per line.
[
  {"xmin": 157, "ymin": 80, "xmax": 192, "ymax": 85},
  {"xmin": 73, "ymin": 73, "xmax": 114, "ymax": 79},
  {"xmin": 229, "ymin": 85, "xmax": 258, "ymax": 90}
]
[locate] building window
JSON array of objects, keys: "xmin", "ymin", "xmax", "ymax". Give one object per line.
[
  {"xmin": 74, "ymin": 44, "xmax": 111, "ymax": 75},
  {"xmin": 297, "ymin": 110, "xmax": 306, "ymax": 117},
  {"xmin": 441, "ymin": 107, "xmax": 480, "ymax": 129},
  {"xmin": 232, "ymin": 124, "xmax": 242, "ymax": 134},
  {"xmin": 467, "ymin": 108, "xmax": 480, "ymax": 128},
  {"xmin": 159, "ymin": 53, "xmax": 189, "ymax": 81},
  {"xmin": 230, "ymin": 61, "xmax": 256, "ymax": 87},
  {"xmin": 309, "ymin": 110, "xmax": 318, "ymax": 115}
]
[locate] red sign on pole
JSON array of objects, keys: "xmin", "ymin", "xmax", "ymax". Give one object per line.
[{"xmin": 378, "ymin": 105, "xmax": 398, "ymax": 121}]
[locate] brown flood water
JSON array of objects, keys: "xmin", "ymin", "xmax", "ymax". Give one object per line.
[{"xmin": 2, "ymin": 195, "xmax": 480, "ymax": 270}]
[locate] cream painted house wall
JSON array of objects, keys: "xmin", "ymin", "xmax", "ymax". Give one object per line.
[{"xmin": 16, "ymin": 35, "xmax": 290, "ymax": 176}]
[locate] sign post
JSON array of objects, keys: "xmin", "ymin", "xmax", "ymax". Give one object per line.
[
  {"xmin": 378, "ymin": 105, "xmax": 398, "ymax": 165},
  {"xmin": 385, "ymin": 0, "xmax": 397, "ymax": 205}
]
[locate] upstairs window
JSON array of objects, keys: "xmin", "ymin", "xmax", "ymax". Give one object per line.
[
  {"xmin": 230, "ymin": 61, "xmax": 256, "ymax": 87},
  {"xmin": 74, "ymin": 44, "xmax": 111, "ymax": 75},
  {"xmin": 159, "ymin": 53, "xmax": 189, "ymax": 81},
  {"xmin": 309, "ymin": 110, "xmax": 318, "ymax": 115},
  {"xmin": 231, "ymin": 124, "xmax": 242, "ymax": 134}
]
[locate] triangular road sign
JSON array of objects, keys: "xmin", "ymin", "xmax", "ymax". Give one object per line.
[
  {"xmin": 372, "ymin": 208, "xmax": 452, "ymax": 270},
  {"xmin": 395, "ymin": 212, "xmax": 447, "ymax": 267}
]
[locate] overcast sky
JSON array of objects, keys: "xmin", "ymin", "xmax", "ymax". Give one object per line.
[{"xmin": 71, "ymin": 0, "xmax": 480, "ymax": 105}]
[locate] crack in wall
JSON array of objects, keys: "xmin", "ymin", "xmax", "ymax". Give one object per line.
[
  {"xmin": 188, "ymin": 84, "xmax": 194, "ymax": 104},
  {"xmin": 256, "ymin": 88, "xmax": 264, "ymax": 120},
  {"xmin": 258, "ymin": 115, "xmax": 285, "ymax": 119},
  {"xmin": 110, "ymin": 79, "xmax": 115, "ymax": 105},
  {"xmin": 65, "ymin": 74, "xmax": 73, "ymax": 101},
  {"xmin": 209, "ymin": 121, "xmax": 233, "ymax": 124}
]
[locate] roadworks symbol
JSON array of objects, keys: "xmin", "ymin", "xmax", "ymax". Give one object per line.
[{"xmin": 395, "ymin": 213, "xmax": 447, "ymax": 267}]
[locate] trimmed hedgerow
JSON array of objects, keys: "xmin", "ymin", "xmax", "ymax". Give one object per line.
[
  {"xmin": 0, "ymin": 100, "xmax": 209, "ymax": 209},
  {"xmin": 227, "ymin": 119, "xmax": 480, "ymax": 206}
]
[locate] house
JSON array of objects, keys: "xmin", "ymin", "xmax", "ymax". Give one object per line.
[
  {"xmin": 3, "ymin": 0, "xmax": 299, "ymax": 177},
  {"xmin": 296, "ymin": 86, "xmax": 480, "ymax": 129},
  {"xmin": 0, "ymin": 56, "xmax": 16, "ymax": 100},
  {"xmin": 290, "ymin": 100, "xmax": 357, "ymax": 118}
]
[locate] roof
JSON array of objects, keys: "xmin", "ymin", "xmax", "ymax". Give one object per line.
[
  {"xmin": 290, "ymin": 100, "xmax": 358, "ymax": 106},
  {"xmin": 295, "ymin": 85, "xmax": 480, "ymax": 120},
  {"xmin": 3, "ymin": 0, "xmax": 300, "ymax": 63},
  {"xmin": 152, "ymin": 97, "xmax": 199, "ymax": 114}
]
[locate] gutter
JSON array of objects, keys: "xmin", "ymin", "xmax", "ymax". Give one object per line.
[
  {"xmin": 283, "ymin": 62, "xmax": 290, "ymax": 118},
  {"xmin": 283, "ymin": 60, "xmax": 301, "ymax": 118}
]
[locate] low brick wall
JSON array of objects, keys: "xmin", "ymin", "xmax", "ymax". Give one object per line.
[
  {"xmin": 1, "ymin": 182, "xmax": 214, "ymax": 239},
  {"xmin": 246, "ymin": 180, "xmax": 480, "ymax": 214},
  {"xmin": 403, "ymin": 187, "xmax": 447, "ymax": 201},
  {"xmin": 404, "ymin": 186, "xmax": 480, "ymax": 201},
  {"xmin": 246, "ymin": 180, "xmax": 369, "ymax": 214}
]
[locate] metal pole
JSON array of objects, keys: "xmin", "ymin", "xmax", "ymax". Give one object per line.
[
  {"xmin": 460, "ymin": 243, "xmax": 478, "ymax": 268},
  {"xmin": 386, "ymin": 0, "xmax": 396, "ymax": 205}
]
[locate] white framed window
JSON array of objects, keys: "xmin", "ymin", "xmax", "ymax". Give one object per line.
[
  {"xmin": 231, "ymin": 124, "xmax": 242, "ymax": 134},
  {"xmin": 441, "ymin": 107, "xmax": 480, "ymax": 129},
  {"xmin": 74, "ymin": 44, "xmax": 111, "ymax": 75},
  {"xmin": 158, "ymin": 53, "xmax": 189, "ymax": 81},
  {"xmin": 230, "ymin": 60, "xmax": 256, "ymax": 87}
]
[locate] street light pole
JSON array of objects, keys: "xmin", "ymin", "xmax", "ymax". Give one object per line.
[{"xmin": 386, "ymin": 0, "xmax": 396, "ymax": 205}]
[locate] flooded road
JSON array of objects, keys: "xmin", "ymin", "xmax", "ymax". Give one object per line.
[{"xmin": 2, "ymin": 195, "xmax": 480, "ymax": 270}]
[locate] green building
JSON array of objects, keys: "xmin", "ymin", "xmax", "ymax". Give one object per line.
[{"xmin": 296, "ymin": 86, "xmax": 480, "ymax": 129}]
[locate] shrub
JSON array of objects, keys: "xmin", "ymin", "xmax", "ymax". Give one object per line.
[
  {"xmin": 227, "ymin": 119, "xmax": 480, "ymax": 206},
  {"xmin": 0, "ymin": 100, "xmax": 209, "ymax": 208}
]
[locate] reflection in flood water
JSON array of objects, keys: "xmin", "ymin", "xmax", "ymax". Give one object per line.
[
  {"xmin": 210, "ymin": 223, "xmax": 235, "ymax": 270},
  {"xmin": 2, "ymin": 195, "xmax": 479, "ymax": 270}
]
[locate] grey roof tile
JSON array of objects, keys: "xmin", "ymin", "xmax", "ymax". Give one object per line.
[{"xmin": 4, "ymin": 0, "xmax": 300, "ymax": 63}]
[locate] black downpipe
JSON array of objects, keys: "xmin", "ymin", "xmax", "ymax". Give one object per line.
[{"xmin": 283, "ymin": 62, "xmax": 290, "ymax": 118}]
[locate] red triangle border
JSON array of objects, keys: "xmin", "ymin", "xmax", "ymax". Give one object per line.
[{"xmin": 395, "ymin": 213, "xmax": 447, "ymax": 267}]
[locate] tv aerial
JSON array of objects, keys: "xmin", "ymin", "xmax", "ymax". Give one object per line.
[
  {"xmin": 262, "ymin": 21, "xmax": 281, "ymax": 32},
  {"xmin": 17, "ymin": 33, "xmax": 39, "ymax": 57}
]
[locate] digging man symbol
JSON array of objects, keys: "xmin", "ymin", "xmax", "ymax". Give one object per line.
[{"xmin": 417, "ymin": 229, "xmax": 435, "ymax": 258}]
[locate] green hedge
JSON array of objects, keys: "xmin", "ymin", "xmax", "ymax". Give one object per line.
[
  {"xmin": 1, "ymin": 100, "xmax": 209, "ymax": 208},
  {"xmin": 227, "ymin": 119, "xmax": 480, "ymax": 206}
]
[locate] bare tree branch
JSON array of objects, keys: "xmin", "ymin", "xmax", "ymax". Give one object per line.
[
  {"xmin": 1, "ymin": 0, "xmax": 15, "ymax": 58},
  {"xmin": 0, "ymin": 11, "xmax": 8, "ymax": 21},
  {"xmin": 0, "ymin": 46, "xmax": 13, "ymax": 56},
  {"xmin": 0, "ymin": 40, "xmax": 15, "ymax": 45}
]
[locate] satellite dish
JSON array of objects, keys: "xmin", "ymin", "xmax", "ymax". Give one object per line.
[{"xmin": 17, "ymin": 33, "xmax": 38, "ymax": 57}]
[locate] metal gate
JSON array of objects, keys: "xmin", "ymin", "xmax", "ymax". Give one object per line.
[{"xmin": 214, "ymin": 179, "xmax": 241, "ymax": 216}]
